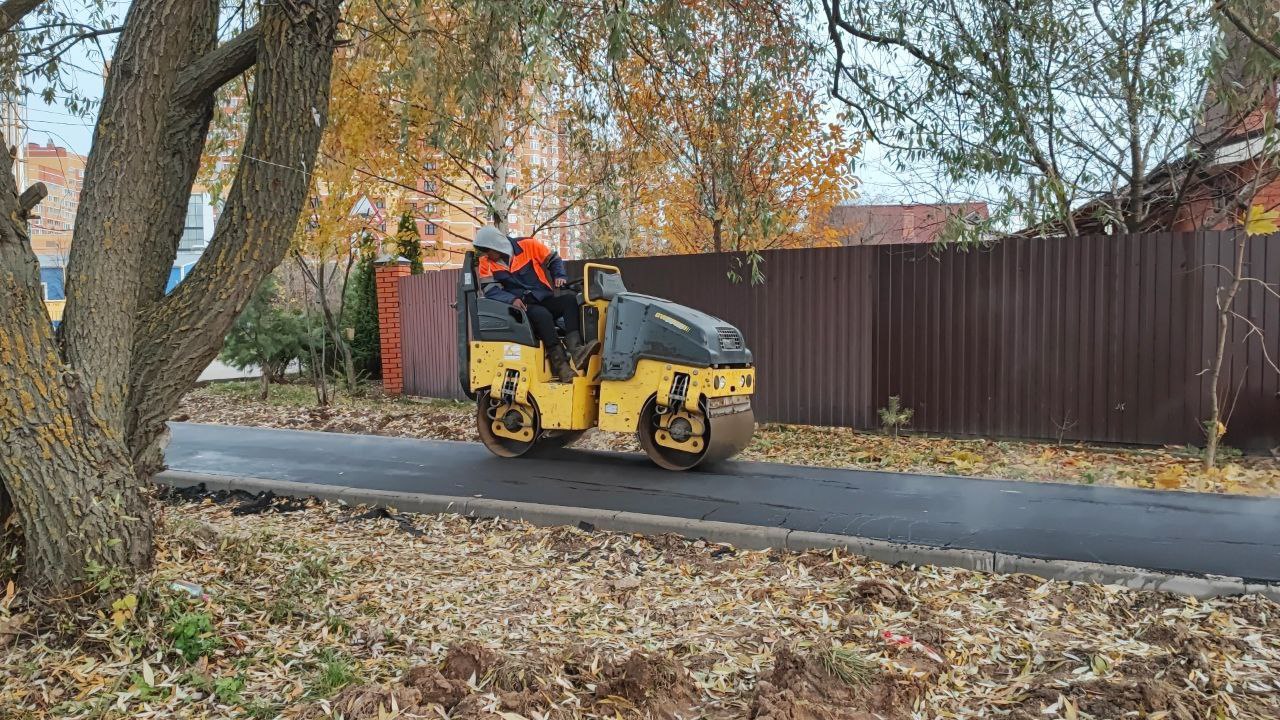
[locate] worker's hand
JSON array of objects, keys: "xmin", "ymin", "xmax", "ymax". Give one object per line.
[
  {"xmin": 512, "ymin": 298, "xmax": 527, "ymax": 312},
  {"xmin": 554, "ymin": 277, "xmax": 567, "ymax": 288}
]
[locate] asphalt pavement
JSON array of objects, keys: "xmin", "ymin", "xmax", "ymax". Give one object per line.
[{"xmin": 166, "ymin": 422, "xmax": 1280, "ymax": 583}]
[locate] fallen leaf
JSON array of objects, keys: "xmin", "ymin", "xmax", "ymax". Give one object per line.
[{"xmin": 1154, "ymin": 465, "xmax": 1186, "ymax": 489}]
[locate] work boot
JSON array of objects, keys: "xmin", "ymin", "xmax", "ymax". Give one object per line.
[
  {"xmin": 548, "ymin": 346, "xmax": 576, "ymax": 383},
  {"xmin": 564, "ymin": 330, "xmax": 585, "ymax": 362}
]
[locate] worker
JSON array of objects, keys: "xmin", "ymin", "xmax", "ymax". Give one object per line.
[{"xmin": 473, "ymin": 225, "xmax": 583, "ymax": 382}]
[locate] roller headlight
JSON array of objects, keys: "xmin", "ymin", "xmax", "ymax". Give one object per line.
[{"xmin": 714, "ymin": 376, "xmax": 726, "ymax": 390}]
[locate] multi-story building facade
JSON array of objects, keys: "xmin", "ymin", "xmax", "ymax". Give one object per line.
[
  {"xmin": 16, "ymin": 138, "xmax": 220, "ymax": 325},
  {"xmin": 402, "ymin": 118, "xmax": 580, "ymax": 269},
  {"xmin": 26, "ymin": 141, "xmax": 85, "ymax": 258}
]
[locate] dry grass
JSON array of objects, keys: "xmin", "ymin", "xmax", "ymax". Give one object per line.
[{"xmin": 1, "ymin": 493, "xmax": 1277, "ymax": 719}]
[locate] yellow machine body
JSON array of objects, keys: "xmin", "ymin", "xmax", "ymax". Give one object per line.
[{"xmin": 462, "ymin": 261, "xmax": 755, "ymax": 469}]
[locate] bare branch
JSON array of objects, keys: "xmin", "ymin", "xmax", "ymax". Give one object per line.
[{"xmin": 1228, "ymin": 308, "xmax": 1280, "ymax": 373}]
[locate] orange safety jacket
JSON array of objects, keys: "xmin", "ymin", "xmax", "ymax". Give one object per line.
[{"xmin": 477, "ymin": 235, "xmax": 565, "ymax": 305}]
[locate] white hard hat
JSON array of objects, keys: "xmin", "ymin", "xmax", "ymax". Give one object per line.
[{"xmin": 473, "ymin": 225, "xmax": 510, "ymax": 256}]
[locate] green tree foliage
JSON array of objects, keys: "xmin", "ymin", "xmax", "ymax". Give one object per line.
[
  {"xmin": 823, "ymin": 0, "xmax": 1223, "ymax": 235},
  {"xmin": 394, "ymin": 213, "xmax": 423, "ymax": 274},
  {"xmin": 220, "ymin": 277, "xmax": 309, "ymax": 400},
  {"xmin": 345, "ymin": 250, "xmax": 381, "ymax": 379}
]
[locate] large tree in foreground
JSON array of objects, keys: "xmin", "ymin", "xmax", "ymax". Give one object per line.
[{"xmin": 0, "ymin": 0, "xmax": 341, "ymax": 594}]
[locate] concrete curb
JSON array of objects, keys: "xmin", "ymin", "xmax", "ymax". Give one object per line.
[{"xmin": 156, "ymin": 470, "xmax": 1280, "ymax": 602}]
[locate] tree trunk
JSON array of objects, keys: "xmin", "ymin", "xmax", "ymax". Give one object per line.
[
  {"xmin": 126, "ymin": 0, "xmax": 342, "ymax": 475},
  {"xmin": 259, "ymin": 369, "xmax": 272, "ymax": 401},
  {"xmin": 61, "ymin": 0, "xmax": 220, "ymax": 431},
  {"xmin": 712, "ymin": 217, "xmax": 724, "ymax": 253},
  {"xmin": 0, "ymin": 152, "xmax": 152, "ymax": 594},
  {"xmin": 1205, "ymin": 232, "xmax": 1248, "ymax": 469},
  {"xmin": 0, "ymin": 0, "xmax": 341, "ymax": 594}
]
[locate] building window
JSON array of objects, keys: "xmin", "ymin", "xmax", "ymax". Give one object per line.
[
  {"xmin": 41, "ymin": 282, "xmax": 48, "ymax": 300},
  {"xmin": 375, "ymin": 198, "xmax": 385, "ymax": 208},
  {"xmin": 181, "ymin": 193, "xmax": 206, "ymax": 250},
  {"xmin": 425, "ymin": 223, "xmax": 438, "ymax": 235}
]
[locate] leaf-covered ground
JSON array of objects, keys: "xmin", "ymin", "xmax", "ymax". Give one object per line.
[
  {"xmin": 2, "ymin": 492, "xmax": 1277, "ymax": 719},
  {"xmin": 177, "ymin": 382, "xmax": 1280, "ymax": 495}
]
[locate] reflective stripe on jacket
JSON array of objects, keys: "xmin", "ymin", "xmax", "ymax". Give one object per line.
[{"xmin": 477, "ymin": 235, "xmax": 565, "ymax": 305}]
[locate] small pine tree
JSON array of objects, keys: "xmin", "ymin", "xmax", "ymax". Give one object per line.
[
  {"xmin": 220, "ymin": 276, "xmax": 308, "ymax": 399},
  {"xmin": 878, "ymin": 395, "xmax": 914, "ymax": 437},
  {"xmin": 395, "ymin": 213, "xmax": 424, "ymax": 274},
  {"xmin": 345, "ymin": 245, "xmax": 381, "ymax": 379}
]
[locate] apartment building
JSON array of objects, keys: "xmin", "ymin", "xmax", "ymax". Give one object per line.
[{"xmin": 402, "ymin": 119, "xmax": 580, "ymax": 269}]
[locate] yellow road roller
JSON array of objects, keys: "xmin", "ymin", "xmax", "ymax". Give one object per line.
[{"xmin": 456, "ymin": 253, "xmax": 755, "ymax": 470}]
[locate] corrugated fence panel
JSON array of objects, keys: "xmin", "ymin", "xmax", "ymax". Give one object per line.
[
  {"xmin": 396, "ymin": 233, "xmax": 1279, "ymax": 450},
  {"xmin": 399, "ymin": 269, "xmax": 465, "ymax": 400},
  {"xmin": 870, "ymin": 234, "xmax": 1238, "ymax": 445}
]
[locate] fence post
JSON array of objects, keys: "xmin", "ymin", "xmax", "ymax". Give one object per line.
[{"xmin": 375, "ymin": 255, "xmax": 412, "ymax": 396}]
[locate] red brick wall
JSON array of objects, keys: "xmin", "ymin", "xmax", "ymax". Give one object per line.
[
  {"xmin": 1171, "ymin": 166, "xmax": 1280, "ymax": 231},
  {"xmin": 375, "ymin": 259, "xmax": 411, "ymax": 395}
]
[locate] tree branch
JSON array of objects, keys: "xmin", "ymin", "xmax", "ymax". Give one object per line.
[
  {"xmin": 1215, "ymin": 1, "xmax": 1280, "ymax": 62},
  {"xmin": 172, "ymin": 24, "xmax": 260, "ymax": 108},
  {"xmin": 18, "ymin": 182, "xmax": 46, "ymax": 217},
  {"xmin": 0, "ymin": 0, "xmax": 44, "ymax": 34}
]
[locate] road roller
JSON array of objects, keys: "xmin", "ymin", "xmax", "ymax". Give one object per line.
[{"xmin": 456, "ymin": 253, "xmax": 755, "ymax": 470}]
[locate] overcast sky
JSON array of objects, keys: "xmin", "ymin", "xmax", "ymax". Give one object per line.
[{"xmin": 22, "ymin": 10, "xmax": 914, "ymax": 205}]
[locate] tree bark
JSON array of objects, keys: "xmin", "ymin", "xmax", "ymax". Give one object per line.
[
  {"xmin": 0, "ymin": 0, "xmax": 341, "ymax": 593},
  {"xmin": 0, "ymin": 0, "xmax": 44, "ymax": 33},
  {"xmin": 60, "ymin": 0, "xmax": 219, "ymax": 431},
  {"xmin": 126, "ymin": 0, "xmax": 342, "ymax": 475},
  {"xmin": 133, "ymin": 11, "xmax": 220, "ymax": 308},
  {"xmin": 0, "ymin": 151, "xmax": 151, "ymax": 594},
  {"xmin": 136, "ymin": 24, "xmax": 262, "ymax": 308},
  {"xmin": 0, "ymin": 0, "xmax": 207, "ymax": 594}
]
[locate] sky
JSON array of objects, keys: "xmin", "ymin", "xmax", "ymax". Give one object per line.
[
  {"xmin": 21, "ymin": 38, "xmax": 107, "ymax": 155},
  {"xmin": 20, "ymin": 7, "xmax": 915, "ymax": 205}
]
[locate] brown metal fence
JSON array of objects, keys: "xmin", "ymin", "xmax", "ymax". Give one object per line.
[{"xmin": 398, "ymin": 232, "xmax": 1279, "ymax": 450}]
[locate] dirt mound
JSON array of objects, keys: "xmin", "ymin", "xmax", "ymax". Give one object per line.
[
  {"xmin": 1011, "ymin": 677, "xmax": 1208, "ymax": 720},
  {"xmin": 750, "ymin": 646, "xmax": 922, "ymax": 720},
  {"xmin": 315, "ymin": 685, "xmax": 426, "ymax": 719},
  {"xmin": 315, "ymin": 664, "xmax": 469, "ymax": 719},
  {"xmin": 442, "ymin": 642, "xmax": 499, "ymax": 682},
  {"xmin": 849, "ymin": 579, "xmax": 912, "ymax": 611},
  {"xmin": 402, "ymin": 664, "xmax": 470, "ymax": 706},
  {"xmin": 592, "ymin": 652, "xmax": 695, "ymax": 719},
  {"xmin": 312, "ymin": 644, "xmax": 502, "ymax": 719},
  {"xmin": 307, "ymin": 645, "xmax": 698, "ymax": 719},
  {"xmin": 1076, "ymin": 678, "xmax": 1206, "ymax": 720}
]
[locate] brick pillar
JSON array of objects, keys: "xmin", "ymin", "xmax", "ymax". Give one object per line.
[{"xmin": 375, "ymin": 256, "xmax": 412, "ymax": 395}]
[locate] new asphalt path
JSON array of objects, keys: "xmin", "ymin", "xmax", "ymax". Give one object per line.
[{"xmin": 165, "ymin": 422, "xmax": 1280, "ymax": 584}]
